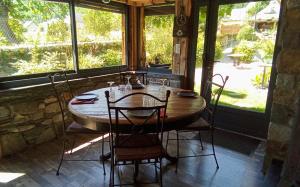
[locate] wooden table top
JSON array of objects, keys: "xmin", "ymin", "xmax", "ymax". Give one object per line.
[{"xmin": 68, "ymin": 86, "xmax": 206, "ymax": 131}]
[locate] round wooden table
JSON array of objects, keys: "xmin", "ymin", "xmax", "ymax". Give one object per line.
[
  {"xmin": 69, "ymin": 85, "xmax": 206, "ymax": 132},
  {"xmin": 69, "ymin": 86, "xmax": 206, "ymax": 162}
]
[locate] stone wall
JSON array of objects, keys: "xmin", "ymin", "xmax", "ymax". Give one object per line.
[
  {"xmin": 0, "ymin": 73, "xmax": 182, "ymax": 158},
  {"xmin": 0, "ymin": 74, "xmax": 120, "ymax": 158},
  {"xmin": 264, "ymin": 0, "xmax": 300, "ymax": 173}
]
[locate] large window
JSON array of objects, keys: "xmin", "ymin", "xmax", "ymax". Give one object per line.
[
  {"xmin": 0, "ymin": 0, "xmax": 126, "ymax": 84},
  {"xmin": 0, "ymin": 0, "xmax": 72, "ymax": 77},
  {"xmin": 75, "ymin": 7, "xmax": 123, "ymax": 69}
]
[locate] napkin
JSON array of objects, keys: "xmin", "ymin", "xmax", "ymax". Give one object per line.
[{"xmin": 160, "ymin": 108, "xmax": 167, "ymax": 118}]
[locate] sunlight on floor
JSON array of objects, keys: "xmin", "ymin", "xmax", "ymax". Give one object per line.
[
  {"xmin": 65, "ymin": 133, "xmax": 110, "ymax": 154},
  {"xmin": 0, "ymin": 172, "xmax": 25, "ymax": 183}
]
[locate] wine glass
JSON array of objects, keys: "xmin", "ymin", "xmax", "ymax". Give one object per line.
[
  {"xmin": 107, "ymin": 81, "xmax": 115, "ymax": 100},
  {"xmin": 159, "ymin": 78, "xmax": 168, "ymax": 100},
  {"xmin": 125, "ymin": 75, "xmax": 132, "ymax": 93}
]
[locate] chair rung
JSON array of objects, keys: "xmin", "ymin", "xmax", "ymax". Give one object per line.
[{"xmin": 115, "ymin": 160, "xmax": 159, "ymax": 166}]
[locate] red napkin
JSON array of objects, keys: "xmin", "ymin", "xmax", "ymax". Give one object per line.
[
  {"xmin": 71, "ymin": 99, "xmax": 95, "ymax": 105},
  {"xmin": 160, "ymin": 108, "xmax": 167, "ymax": 118}
]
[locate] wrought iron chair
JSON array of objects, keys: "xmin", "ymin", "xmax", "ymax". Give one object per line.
[
  {"xmin": 166, "ymin": 74, "xmax": 229, "ymax": 171},
  {"xmin": 49, "ymin": 72, "xmax": 108, "ymax": 176},
  {"xmin": 119, "ymin": 67, "xmax": 148, "ymax": 85},
  {"xmin": 105, "ymin": 90, "xmax": 170, "ymax": 187}
]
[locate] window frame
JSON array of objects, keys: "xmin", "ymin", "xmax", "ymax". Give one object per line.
[{"xmin": 0, "ymin": 0, "xmax": 129, "ymax": 89}]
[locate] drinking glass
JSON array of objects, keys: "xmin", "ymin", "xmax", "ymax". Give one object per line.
[
  {"xmin": 159, "ymin": 78, "xmax": 168, "ymax": 100},
  {"xmin": 125, "ymin": 75, "xmax": 132, "ymax": 93},
  {"xmin": 107, "ymin": 81, "xmax": 115, "ymax": 101}
]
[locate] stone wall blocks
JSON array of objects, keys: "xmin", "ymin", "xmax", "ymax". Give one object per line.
[
  {"xmin": 282, "ymin": 31, "xmax": 300, "ymax": 49},
  {"xmin": 13, "ymin": 114, "xmax": 30, "ymax": 124},
  {"xmin": 44, "ymin": 96, "xmax": 57, "ymax": 104},
  {"xmin": 0, "ymin": 133, "xmax": 27, "ymax": 156},
  {"xmin": 38, "ymin": 103, "xmax": 45, "ymax": 109},
  {"xmin": 268, "ymin": 122, "xmax": 292, "ymax": 143},
  {"xmin": 271, "ymin": 103, "xmax": 295, "ymax": 125},
  {"xmin": 273, "ymin": 88, "xmax": 296, "ymax": 106},
  {"xmin": 0, "ymin": 106, "xmax": 12, "ymax": 123},
  {"xmin": 287, "ymin": 0, "xmax": 300, "ymax": 10},
  {"xmin": 277, "ymin": 50, "xmax": 300, "ymax": 73},
  {"xmin": 7, "ymin": 125, "xmax": 35, "ymax": 133},
  {"xmin": 36, "ymin": 127, "xmax": 56, "ymax": 144},
  {"xmin": 52, "ymin": 114, "xmax": 63, "ymax": 123},
  {"xmin": 13, "ymin": 101, "xmax": 40, "ymax": 115},
  {"xmin": 276, "ymin": 73, "xmax": 296, "ymax": 90},
  {"xmin": 41, "ymin": 119, "xmax": 53, "ymax": 126},
  {"xmin": 286, "ymin": 10, "xmax": 300, "ymax": 31},
  {"xmin": 45, "ymin": 102, "xmax": 60, "ymax": 114},
  {"xmin": 31, "ymin": 112, "xmax": 44, "ymax": 121}
]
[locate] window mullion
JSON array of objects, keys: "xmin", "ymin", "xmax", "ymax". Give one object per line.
[{"xmin": 69, "ymin": 0, "xmax": 80, "ymax": 73}]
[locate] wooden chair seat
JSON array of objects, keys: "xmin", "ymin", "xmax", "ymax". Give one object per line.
[
  {"xmin": 116, "ymin": 145, "xmax": 164, "ymax": 161},
  {"xmin": 179, "ymin": 117, "xmax": 211, "ymax": 131},
  {"xmin": 66, "ymin": 121, "xmax": 102, "ymax": 134},
  {"xmin": 115, "ymin": 134, "xmax": 164, "ymax": 161}
]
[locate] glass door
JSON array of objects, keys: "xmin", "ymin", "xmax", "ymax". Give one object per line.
[
  {"xmin": 196, "ymin": 0, "xmax": 282, "ymax": 138},
  {"xmin": 213, "ymin": 1, "xmax": 279, "ymax": 113}
]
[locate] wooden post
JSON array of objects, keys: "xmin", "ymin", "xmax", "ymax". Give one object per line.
[
  {"xmin": 128, "ymin": 6, "xmax": 138, "ymax": 70},
  {"xmin": 139, "ymin": 7, "xmax": 146, "ymax": 69},
  {"xmin": 172, "ymin": 0, "xmax": 192, "ymax": 86}
]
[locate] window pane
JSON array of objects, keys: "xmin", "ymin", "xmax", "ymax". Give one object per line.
[
  {"xmin": 0, "ymin": 0, "xmax": 73, "ymax": 77},
  {"xmin": 75, "ymin": 7, "xmax": 123, "ymax": 69},
  {"xmin": 145, "ymin": 15, "xmax": 173, "ymax": 73}
]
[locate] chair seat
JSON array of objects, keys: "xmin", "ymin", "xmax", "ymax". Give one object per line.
[
  {"xmin": 179, "ymin": 117, "xmax": 211, "ymax": 131},
  {"xmin": 114, "ymin": 134, "xmax": 165, "ymax": 161},
  {"xmin": 66, "ymin": 121, "xmax": 102, "ymax": 134}
]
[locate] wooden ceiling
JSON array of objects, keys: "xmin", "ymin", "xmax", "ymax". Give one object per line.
[{"xmin": 113, "ymin": 0, "xmax": 175, "ymax": 7}]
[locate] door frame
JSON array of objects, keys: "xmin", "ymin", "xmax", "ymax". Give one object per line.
[{"xmin": 191, "ymin": 0, "xmax": 283, "ymax": 139}]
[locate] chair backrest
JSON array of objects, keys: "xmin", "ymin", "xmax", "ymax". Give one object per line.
[
  {"xmin": 119, "ymin": 71, "xmax": 147, "ymax": 85},
  {"xmin": 202, "ymin": 74, "xmax": 229, "ymax": 126},
  {"xmin": 105, "ymin": 91, "xmax": 170, "ymax": 148},
  {"xmin": 48, "ymin": 72, "xmax": 74, "ymax": 133}
]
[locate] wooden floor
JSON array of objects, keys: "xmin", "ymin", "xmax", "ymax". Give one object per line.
[{"xmin": 0, "ymin": 130, "xmax": 281, "ymax": 187}]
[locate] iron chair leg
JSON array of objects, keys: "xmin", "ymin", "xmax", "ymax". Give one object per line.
[
  {"xmin": 101, "ymin": 137, "xmax": 106, "ymax": 175},
  {"xmin": 165, "ymin": 131, "xmax": 170, "ymax": 152},
  {"xmin": 110, "ymin": 158, "xmax": 114, "ymax": 187},
  {"xmin": 56, "ymin": 139, "xmax": 66, "ymax": 176},
  {"xmin": 211, "ymin": 129, "xmax": 219, "ymax": 169},
  {"xmin": 159, "ymin": 158, "xmax": 163, "ymax": 187},
  {"xmin": 198, "ymin": 131, "xmax": 204, "ymax": 150},
  {"xmin": 175, "ymin": 131, "xmax": 179, "ymax": 173},
  {"xmin": 154, "ymin": 161, "xmax": 158, "ymax": 182},
  {"xmin": 134, "ymin": 161, "xmax": 139, "ymax": 182}
]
